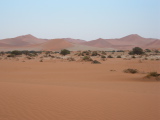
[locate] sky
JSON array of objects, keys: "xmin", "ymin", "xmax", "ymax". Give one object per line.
[{"xmin": 0, "ymin": 0, "xmax": 160, "ymax": 40}]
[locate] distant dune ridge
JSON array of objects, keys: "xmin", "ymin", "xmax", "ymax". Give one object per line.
[{"xmin": 0, "ymin": 34, "xmax": 159, "ymax": 51}]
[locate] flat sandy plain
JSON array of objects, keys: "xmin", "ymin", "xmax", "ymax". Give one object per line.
[{"xmin": 0, "ymin": 58, "xmax": 160, "ymax": 120}]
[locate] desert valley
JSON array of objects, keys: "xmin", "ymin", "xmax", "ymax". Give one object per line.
[{"xmin": 0, "ymin": 34, "xmax": 160, "ymax": 120}]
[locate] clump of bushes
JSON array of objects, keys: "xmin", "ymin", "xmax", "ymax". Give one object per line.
[
  {"xmin": 123, "ymin": 68, "xmax": 138, "ymax": 74},
  {"xmin": 129, "ymin": 47, "xmax": 144, "ymax": 55},
  {"xmin": 132, "ymin": 55, "xmax": 136, "ymax": 58},
  {"xmin": 67, "ymin": 57, "xmax": 75, "ymax": 61},
  {"xmin": 11, "ymin": 50, "xmax": 22, "ymax": 55},
  {"xmin": 117, "ymin": 55, "xmax": 121, "ymax": 58},
  {"xmin": 101, "ymin": 55, "xmax": 106, "ymax": 58},
  {"xmin": 60, "ymin": 49, "xmax": 70, "ymax": 56},
  {"xmin": 91, "ymin": 51, "xmax": 98, "ymax": 56},
  {"xmin": 101, "ymin": 55, "xmax": 106, "ymax": 61},
  {"xmin": 146, "ymin": 72, "xmax": 160, "ymax": 78},
  {"xmin": 82, "ymin": 56, "xmax": 93, "ymax": 61},
  {"xmin": 108, "ymin": 55, "xmax": 113, "ymax": 58},
  {"xmin": 91, "ymin": 60, "xmax": 101, "ymax": 64},
  {"xmin": 7, "ymin": 54, "xmax": 15, "ymax": 57}
]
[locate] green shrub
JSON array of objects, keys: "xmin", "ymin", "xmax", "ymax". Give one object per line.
[
  {"xmin": 129, "ymin": 47, "xmax": 144, "ymax": 55},
  {"xmin": 60, "ymin": 49, "xmax": 70, "ymax": 56},
  {"xmin": 101, "ymin": 51, "xmax": 106, "ymax": 55},
  {"xmin": 83, "ymin": 56, "xmax": 93, "ymax": 61},
  {"xmin": 91, "ymin": 51, "xmax": 98, "ymax": 56},
  {"xmin": 101, "ymin": 55, "xmax": 106, "ymax": 58},
  {"xmin": 123, "ymin": 68, "xmax": 138, "ymax": 74},
  {"xmin": 11, "ymin": 50, "xmax": 22, "ymax": 55}
]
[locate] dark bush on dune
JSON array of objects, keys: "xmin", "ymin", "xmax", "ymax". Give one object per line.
[
  {"xmin": 129, "ymin": 47, "xmax": 144, "ymax": 55},
  {"xmin": 60, "ymin": 49, "xmax": 70, "ymax": 56},
  {"xmin": 91, "ymin": 60, "xmax": 101, "ymax": 64},
  {"xmin": 108, "ymin": 55, "xmax": 113, "ymax": 58},
  {"xmin": 123, "ymin": 68, "xmax": 138, "ymax": 74},
  {"xmin": 11, "ymin": 50, "xmax": 22, "ymax": 55},
  {"xmin": 117, "ymin": 55, "xmax": 121, "ymax": 58},
  {"xmin": 82, "ymin": 56, "xmax": 93, "ymax": 61}
]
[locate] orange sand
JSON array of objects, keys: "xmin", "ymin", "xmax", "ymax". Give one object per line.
[{"xmin": 0, "ymin": 59, "xmax": 160, "ymax": 120}]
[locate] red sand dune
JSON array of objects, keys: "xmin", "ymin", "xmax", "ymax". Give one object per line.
[
  {"xmin": 63, "ymin": 38, "xmax": 86, "ymax": 44},
  {"xmin": 27, "ymin": 39, "xmax": 74, "ymax": 51},
  {"xmin": 0, "ymin": 34, "xmax": 47, "ymax": 46},
  {"xmin": 144, "ymin": 40, "xmax": 160, "ymax": 49},
  {"xmin": 81, "ymin": 38, "xmax": 113, "ymax": 48},
  {"xmin": 0, "ymin": 34, "xmax": 160, "ymax": 51}
]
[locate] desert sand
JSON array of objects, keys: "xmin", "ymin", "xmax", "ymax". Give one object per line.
[{"xmin": 0, "ymin": 58, "xmax": 160, "ymax": 120}]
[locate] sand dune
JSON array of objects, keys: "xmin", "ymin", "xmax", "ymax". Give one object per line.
[
  {"xmin": 145, "ymin": 40, "xmax": 160, "ymax": 49},
  {"xmin": 80, "ymin": 34, "xmax": 159, "ymax": 50},
  {"xmin": 0, "ymin": 34, "xmax": 47, "ymax": 46},
  {"xmin": 0, "ymin": 59, "xmax": 159, "ymax": 120},
  {"xmin": 63, "ymin": 38, "xmax": 86, "ymax": 44},
  {"xmin": 27, "ymin": 39, "xmax": 74, "ymax": 51},
  {"xmin": 0, "ymin": 34, "xmax": 160, "ymax": 51}
]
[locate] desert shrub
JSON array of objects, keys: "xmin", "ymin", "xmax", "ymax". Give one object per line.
[
  {"xmin": 91, "ymin": 60, "xmax": 101, "ymax": 64},
  {"xmin": 91, "ymin": 51, "xmax": 98, "ymax": 56},
  {"xmin": 101, "ymin": 55, "xmax": 106, "ymax": 58},
  {"xmin": 129, "ymin": 47, "xmax": 144, "ymax": 55},
  {"xmin": 154, "ymin": 50, "xmax": 159, "ymax": 53},
  {"xmin": 40, "ymin": 59, "xmax": 43, "ymax": 62},
  {"xmin": 7, "ymin": 54, "xmax": 15, "ymax": 57},
  {"xmin": 82, "ymin": 51, "xmax": 90, "ymax": 55},
  {"xmin": 60, "ymin": 49, "xmax": 70, "ymax": 56},
  {"xmin": 11, "ymin": 50, "xmax": 22, "ymax": 55},
  {"xmin": 108, "ymin": 55, "xmax": 113, "ymax": 58},
  {"xmin": 67, "ymin": 57, "xmax": 75, "ymax": 61},
  {"xmin": 26, "ymin": 56, "xmax": 32, "ymax": 60},
  {"xmin": 132, "ymin": 55, "xmax": 136, "ymax": 58},
  {"xmin": 82, "ymin": 56, "xmax": 93, "ymax": 61},
  {"xmin": 145, "ymin": 49, "xmax": 151, "ymax": 52},
  {"xmin": 117, "ymin": 55, "xmax": 121, "ymax": 58},
  {"xmin": 146, "ymin": 72, "xmax": 160, "ymax": 78},
  {"xmin": 101, "ymin": 51, "xmax": 106, "ymax": 55},
  {"xmin": 123, "ymin": 68, "xmax": 138, "ymax": 74}
]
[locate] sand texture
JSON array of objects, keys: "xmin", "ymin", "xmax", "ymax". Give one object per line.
[{"xmin": 0, "ymin": 59, "xmax": 160, "ymax": 120}]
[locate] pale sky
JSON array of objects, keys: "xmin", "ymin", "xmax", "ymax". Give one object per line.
[{"xmin": 0, "ymin": 0, "xmax": 160, "ymax": 40}]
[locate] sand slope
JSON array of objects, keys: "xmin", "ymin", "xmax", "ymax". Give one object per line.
[
  {"xmin": 0, "ymin": 34, "xmax": 46, "ymax": 46},
  {"xmin": 0, "ymin": 59, "xmax": 160, "ymax": 120}
]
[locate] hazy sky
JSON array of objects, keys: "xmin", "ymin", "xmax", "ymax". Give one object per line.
[{"xmin": 0, "ymin": 0, "xmax": 160, "ymax": 40}]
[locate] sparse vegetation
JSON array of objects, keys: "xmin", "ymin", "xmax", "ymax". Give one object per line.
[
  {"xmin": 7, "ymin": 54, "xmax": 15, "ymax": 57},
  {"xmin": 67, "ymin": 57, "xmax": 75, "ymax": 61},
  {"xmin": 123, "ymin": 68, "xmax": 138, "ymax": 74},
  {"xmin": 82, "ymin": 56, "xmax": 93, "ymax": 61},
  {"xmin": 91, "ymin": 60, "xmax": 101, "ymax": 64},
  {"xmin": 101, "ymin": 55, "xmax": 106, "ymax": 58},
  {"xmin": 108, "ymin": 55, "xmax": 113, "ymax": 58},
  {"xmin": 146, "ymin": 72, "xmax": 160, "ymax": 78},
  {"xmin": 129, "ymin": 47, "xmax": 144, "ymax": 55},
  {"xmin": 11, "ymin": 50, "xmax": 22, "ymax": 55},
  {"xmin": 117, "ymin": 55, "xmax": 121, "ymax": 58},
  {"xmin": 60, "ymin": 49, "xmax": 70, "ymax": 56},
  {"xmin": 91, "ymin": 51, "xmax": 98, "ymax": 56},
  {"xmin": 132, "ymin": 55, "xmax": 136, "ymax": 58}
]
